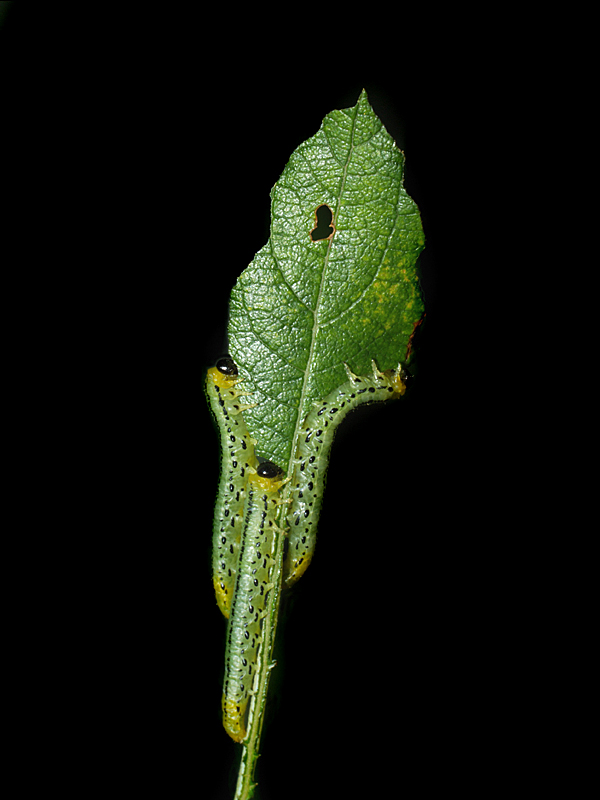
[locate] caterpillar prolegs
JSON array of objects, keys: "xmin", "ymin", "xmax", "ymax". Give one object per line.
[
  {"xmin": 205, "ymin": 357, "xmax": 257, "ymax": 618},
  {"xmin": 222, "ymin": 461, "xmax": 288, "ymax": 742},
  {"xmin": 283, "ymin": 360, "xmax": 408, "ymax": 586}
]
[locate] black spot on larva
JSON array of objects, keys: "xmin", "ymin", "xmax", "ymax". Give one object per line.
[
  {"xmin": 224, "ymin": 508, "xmax": 230, "ymax": 517},
  {"xmin": 254, "ymin": 578, "xmax": 259, "ymax": 586},
  {"xmin": 298, "ymin": 490, "xmax": 303, "ymax": 498},
  {"xmin": 229, "ymin": 484, "xmax": 234, "ymax": 492},
  {"xmin": 294, "ymin": 517, "xmax": 300, "ymax": 526},
  {"xmin": 244, "ymin": 631, "xmax": 250, "ymax": 639},
  {"xmin": 304, "ymin": 510, "xmax": 310, "ymax": 518},
  {"xmin": 307, "ymin": 482, "xmax": 313, "ymax": 490},
  {"xmin": 305, "ymin": 431, "xmax": 312, "ymax": 443},
  {"xmin": 249, "ymin": 604, "xmax": 254, "ymax": 613},
  {"xmin": 221, "ymin": 536, "xmax": 227, "ymax": 544},
  {"xmin": 242, "ymin": 658, "xmax": 247, "ymax": 666},
  {"xmin": 229, "ymin": 545, "xmax": 234, "ymax": 554},
  {"xmin": 309, "ymin": 456, "xmax": 315, "ymax": 464},
  {"xmin": 300, "ymin": 461, "xmax": 306, "ymax": 472},
  {"xmin": 368, "ymin": 387, "xmax": 375, "ymax": 393},
  {"xmin": 241, "ymin": 440, "xmax": 247, "ymax": 450}
]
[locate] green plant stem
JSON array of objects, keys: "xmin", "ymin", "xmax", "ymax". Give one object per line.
[{"xmin": 233, "ymin": 508, "xmax": 287, "ymax": 800}]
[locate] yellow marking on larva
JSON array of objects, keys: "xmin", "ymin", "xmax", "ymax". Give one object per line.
[
  {"xmin": 222, "ymin": 694, "xmax": 246, "ymax": 743},
  {"xmin": 207, "ymin": 366, "xmax": 238, "ymax": 389},
  {"xmin": 207, "ymin": 365, "xmax": 256, "ymax": 409},
  {"xmin": 249, "ymin": 470, "xmax": 289, "ymax": 493},
  {"xmin": 391, "ymin": 371, "xmax": 407, "ymax": 395},
  {"xmin": 213, "ymin": 577, "xmax": 230, "ymax": 619}
]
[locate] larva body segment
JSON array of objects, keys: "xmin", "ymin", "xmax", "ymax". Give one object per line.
[
  {"xmin": 222, "ymin": 462, "xmax": 287, "ymax": 742},
  {"xmin": 205, "ymin": 357, "xmax": 257, "ymax": 618},
  {"xmin": 284, "ymin": 360, "xmax": 407, "ymax": 586}
]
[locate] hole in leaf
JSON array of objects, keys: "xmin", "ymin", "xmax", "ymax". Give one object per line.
[{"xmin": 310, "ymin": 204, "xmax": 335, "ymax": 241}]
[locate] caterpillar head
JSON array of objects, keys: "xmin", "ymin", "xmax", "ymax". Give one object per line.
[
  {"xmin": 250, "ymin": 460, "xmax": 287, "ymax": 492},
  {"xmin": 208, "ymin": 356, "xmax": 239, "ymax": 389},
  {"xmin": 216, "ymin": 357, "xmax": 238, "ymax": 377}
]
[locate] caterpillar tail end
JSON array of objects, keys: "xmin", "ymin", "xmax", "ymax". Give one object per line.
[
  {"xmin": 284, "ymin": 553, "xmax": 313, "ymax": 587},
  {"xmin": 392, "ymin": 369, "xmax": 407, "ymax": 396},
  {"xmin": 222, "ymin": 695, "xmax": 247, "ymax": 743},
  {"xmin": 213, "ymin": 578, "xmax": 231, "ymax": 619}
]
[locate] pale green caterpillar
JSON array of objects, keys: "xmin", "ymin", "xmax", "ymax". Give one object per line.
[
  {"xmin": 222, "ymin": 461, "xmax": 288, "ymax": 742},
  {"xmin": 205, "ymin": 357, "xmax": 257, "ymax": 618},
  {"xmin": 283, "ymin": 360, "xmax": 408, "ymax": 586}
]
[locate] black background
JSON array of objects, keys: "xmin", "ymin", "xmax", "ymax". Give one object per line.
[{"xmin": 2, "ymin": 5, "xmax": 523, "ymax": 798}]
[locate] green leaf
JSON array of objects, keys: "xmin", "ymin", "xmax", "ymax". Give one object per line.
[
  {"xmin": 229, "ymin": 89, "xmax": 424, "ymax": 472},
  {"xmin": 225, "ymin": 91, "xmax": 425, "ymax": 799}
]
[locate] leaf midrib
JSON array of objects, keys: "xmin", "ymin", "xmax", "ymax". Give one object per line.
[{"xmin": 284, "ymin": 102, "xmax": 360, "ymax": 479}]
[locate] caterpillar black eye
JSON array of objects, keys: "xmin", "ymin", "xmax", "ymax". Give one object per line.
[
  {"xmin": 216, "ymin": 357, "xmax": 239, "ymax": 377},
  {"xmin": 256, "ymin": 460, "xmax": 284, "ymax": 480}
]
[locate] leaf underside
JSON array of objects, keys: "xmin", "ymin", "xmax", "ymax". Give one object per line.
[{"xmin": 228, "ymin": 89, "xmax": 424, "ymax": 472}]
